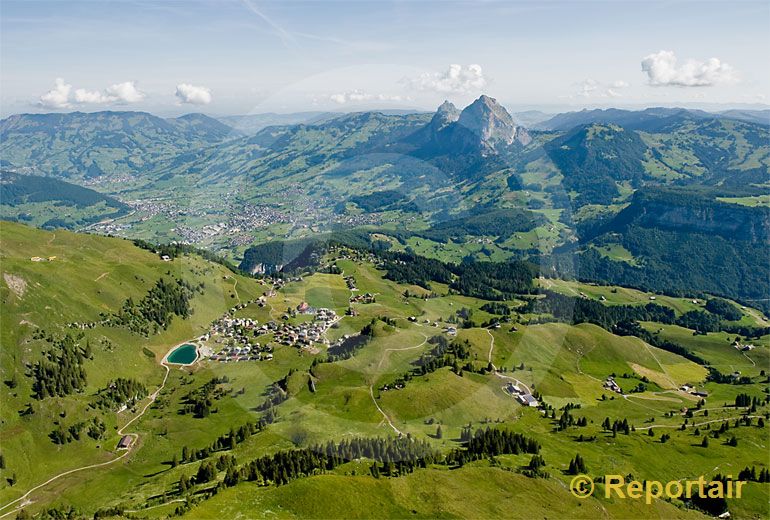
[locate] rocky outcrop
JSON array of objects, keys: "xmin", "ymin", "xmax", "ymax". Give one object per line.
[
  {"xmin": 456, "ymin": 95, "xmax": 517, "ymax": 145},
  {"xmin": 605, "ymin": 188, "xmax": 770, "ymax": 243},
  {"xmin": 431, "ymin": 100, "xmax": 460, "ymax": 131}
]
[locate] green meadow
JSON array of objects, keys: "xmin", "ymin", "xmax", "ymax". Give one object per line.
[{"xmin": 1, "ymin": 222, "xmax": 768, "ymax": 519}]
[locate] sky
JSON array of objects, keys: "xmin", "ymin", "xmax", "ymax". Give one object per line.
[{"xmin": 1, "ymin": 0, "xmax": 768, "ymax": 117}]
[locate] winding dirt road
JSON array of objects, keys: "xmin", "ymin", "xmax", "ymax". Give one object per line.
[
  {"xmin": 370, "ymin": 330, "xmax": 430, "ymax": 435},
  {"xmin": 0, "ymin": 363, "xmax": 171, "ymax": 518}
]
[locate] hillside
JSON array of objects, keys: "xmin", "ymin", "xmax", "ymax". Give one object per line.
[
  {"xmin": 535, "ymin": 107, "xmax": 770, "ymax": 131},
  {"xmin": 0, "ymin": 171, "xmax": 129, "ymax": 229},
  {"xmin": 554, "ymin": 187, "xmax": 770, "ymax": 312},
  {"xmin": 543, "ymin": 123, "xmax": 648, "ymax": 206},
  {"xmin": 599, "ymin": 187, "xmax": 770, "ymax": 242},
  {"xmin": 0, "ymin": 221, "xmax": 265, "ymax": 511},
  {"xmin": 1, "ymin": 222, "xmax": 768, "ymax": 518},
  {"xmin": 0, "ymin": 111, "xmax": 237, "ymax": 186}
]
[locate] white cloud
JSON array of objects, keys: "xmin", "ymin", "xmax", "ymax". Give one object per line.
[
  {"xmin": 39, "ymin": 79, "xmax": 145, "ymax": 108},
  {"xmin": 175, "ymin": 83, "xmax": 213, "ymax": 105},
  {"xmin": 576, "ymin": 79, "xmax": 599, "ymax": 97},
  {"xmin": 573, "ymin": 78, "xmax": 629, "ymax": 99},
  {"xmin": 641, "ymin": 50, "xmax": 737, "ymax": 87},
  {"xmin": 404, "ymin": 64, "xmax": 487, "ymax": 94},
  {"xmin": 73, "ymin": 88, "xmax": 110, "ymax": 104},
  {"xmin": 74, "ymin": 81, "xmax": 145, "ymax": 104},
  {"xmin": 105, "ymin": 81, "xmax": 145, "ymax": 103},
  {"xmin": 329, "ymin": 89, "xmax": 405, "ymax": 104},
  {"xmin": 39, "ymin": 78, "xmax": 72, "ymax": 109}
]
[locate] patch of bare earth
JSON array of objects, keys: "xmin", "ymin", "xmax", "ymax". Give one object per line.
[{"xmin": 3, "ymin": 273, "xmax": 27, "ymax": 298}]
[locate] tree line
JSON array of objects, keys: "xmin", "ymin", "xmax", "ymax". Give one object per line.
[
  {"xmin": 30, "ymin": 333, "xmax": 89, "ymax": 399},
  {"xmin": 101, "ymin": 277, "xmax": 200, "ymax": 336},
  {"xmin": 92, "ymin": 378, "xmax": 148, "ymax": 411},
  {"xmin": 177, "ymin": 426, "xmax": 541, "ymax": 496},
  {"xmin": 380, "ymin": 336, "xmax": 476, "ymax": 392},
  {"xmin": 132, "ymin": 239, "xmax": 242, "ymax": 274},
  {"xmin": 381, "ymin": 250, "xmax": 536, "ymax": 300}
]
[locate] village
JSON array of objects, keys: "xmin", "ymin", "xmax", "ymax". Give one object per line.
[
  {"xmin": 83, "ymin": 187, "xmax": 401, "ymax": 251},
  {"xmin": 272, "ymin": 304, "xmax": 339, "ymax": 350},
  {"xmin": 204, "ymin": 314, "xmax": 274, "ymax": 362},
  {"xmin": 202, "ymin": 297, "xmax": 341, "ymax": 362}
]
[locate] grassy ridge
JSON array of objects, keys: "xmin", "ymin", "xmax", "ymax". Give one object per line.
[
  {"xmin": 0, "ymin": 222, "xmax": 264, "ymax": 503},
  {"xmin": 1, "ymin": 223, "xmax": 768, "ymax": 519}
]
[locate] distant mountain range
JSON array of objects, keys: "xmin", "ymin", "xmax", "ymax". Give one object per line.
[
  {"xmin": 214, "ymin": 105, "xmax": 770, "ymax": 135},
  {"xmin": 216, "ymin": 109, "xmax": 431, "ymax": 135},
  {"xmin": 0, "ymin": 111, "xmax": 237, "ymax": 180},
  {"xmin": 534, "ymin": 106, "xmax": 770, "ymax": 131},
  {"xmin": 218, "ymin": 112, "xmax": 341, "ymax": 134},
  {"xmin": 2, "ymin": 97, "xmax": 767, "ymax": 211},
  {"xmin": 1, "ymin": 96, "xmax": 768, "ymax": 310}
]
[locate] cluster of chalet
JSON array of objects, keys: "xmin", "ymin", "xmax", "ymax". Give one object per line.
[
  {"xmin": 273, "ymin": 305, "xmax": 338, "ymax": 348},
  {"xmin": 407, "ymin": 316, "xmax": 451, "ymax": 331},
  {"xmin": 680, "ymin": 384, "xmax": 709, "ymax": 398},
  {"xmin": 350, "ymin": 292, "xmax": 376, "ymax": 304},
  {"xmin": 733, "ymin": 339, "xmax": 756, "ymax": 351},
  {"xmin": 207, "ymin": 315, "xmax": 274, "ymax": 362},
  {"xmin": 505, "ymin": 382, "xmax": 539, "ymax": 407},
  {"xmin": 344, "ymin": 275, "xmax": 358, "ymax": 291},
  {"xmin": 329, "ymin": 247, "xmax": 381, "ymax": 265},
  {"xmin": 68, "ymin": 321, "xmax": 97, "ymax": 330},
  {"xmin": 604, "ymin": 376, "xmax": 623, "ymax": 394}
]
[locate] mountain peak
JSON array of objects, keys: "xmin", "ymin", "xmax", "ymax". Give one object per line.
[
  {"xmin": 476, "ymin": 94, "xmax": 498, "ymax": 106},
  {"xmin": 430, "ymin": 100, "xmax": 460, "ymax": 130},
  {"xmin": 437, "ymin": 100, "xmax": 459, "ymax": 115},
  {"xmin": 457, "ymin": 95, "xmax": 520, "ymax": 148}
]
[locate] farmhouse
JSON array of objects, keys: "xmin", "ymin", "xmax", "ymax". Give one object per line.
[
  {"xmin": 506, "ymin": 382, "xmax": 521, "ymax": 394},
  {"xmin": 516, "ymin": 393, "xmax": 539, "ymax": 407},
  {"xmin": 117, "ymin": 435, "xmax": 133, "ymax": 450},
  {"xmin": 604, "ymin": 377, "xmax": 622, "ymax": 394}
]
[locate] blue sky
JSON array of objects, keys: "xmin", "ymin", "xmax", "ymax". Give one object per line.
[{"xmin": 1, "ymin": 0, "xmax": 768, "ymax": 116}]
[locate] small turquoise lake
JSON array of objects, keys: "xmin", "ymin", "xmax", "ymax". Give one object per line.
[{"xmin": 167, "ymin": 343, "xmax": 198, "ymax": 364}]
